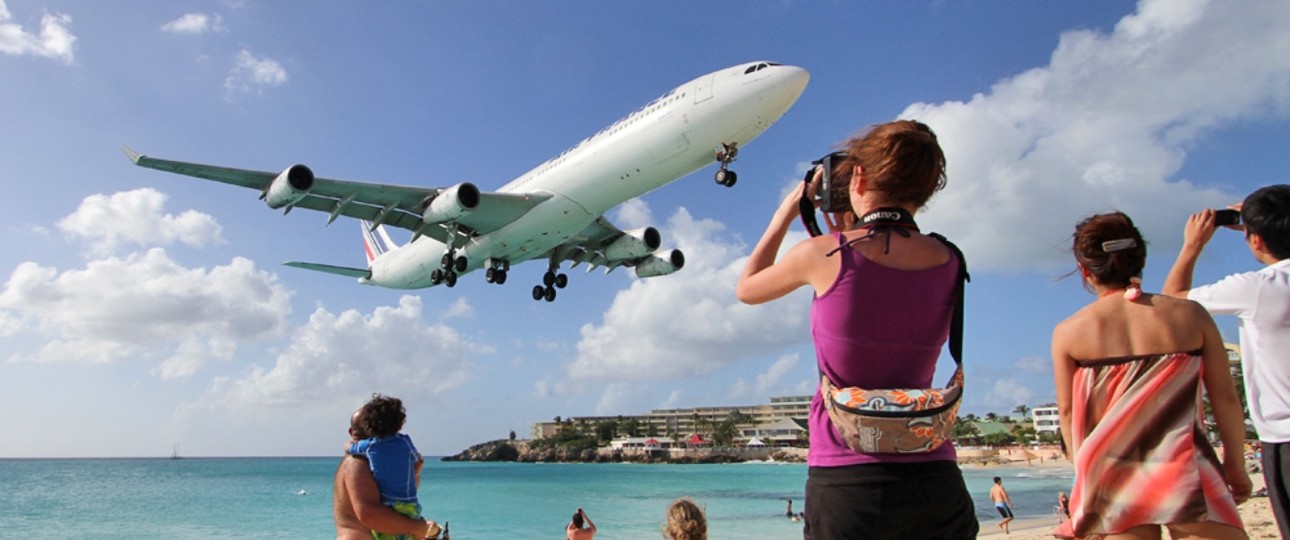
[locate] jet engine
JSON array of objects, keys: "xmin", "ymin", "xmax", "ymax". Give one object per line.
[
  {"xmin": 421, "ymin": 183, "xmax": 480, "ymax": 224},
  {"xmin": 264, "ymin": 164, "xmax": 314, "ymax": 209},
  {"xmin": 634, "ymin": 249, "xmax": 685, "ymax": 278},
  {"xmin": 603, "ymin": 227, "xmax": 661, "ymax": 262}
]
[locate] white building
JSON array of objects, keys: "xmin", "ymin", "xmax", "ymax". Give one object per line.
[{"xmin": 1033, "ymin": 404, "xmax": 1060, "ymax": 434}]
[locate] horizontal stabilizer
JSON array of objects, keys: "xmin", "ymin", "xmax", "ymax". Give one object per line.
[{"xmin": 284, "ymin": 261, "xmax": 371, "ymax": 279}]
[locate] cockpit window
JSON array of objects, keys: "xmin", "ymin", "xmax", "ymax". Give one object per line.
[{"xmin": 743, "ymin": 63, "xmax": 772, "ymax": 75}]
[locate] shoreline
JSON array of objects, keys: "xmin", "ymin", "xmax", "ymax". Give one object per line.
[{"xmin": 975, "ymin": 473, "xmax": 1278, "ymax": 539}]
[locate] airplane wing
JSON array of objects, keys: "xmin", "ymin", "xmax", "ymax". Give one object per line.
[
  {"xmin": 122, "ymin": 147, "xmax": 551, "ymax": 241},
  {"xmin": 548, "ymin": 216, "xmax": 664, "ymax": 273}
]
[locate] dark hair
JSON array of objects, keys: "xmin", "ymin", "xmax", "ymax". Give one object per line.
[
  {"xmin": 993, "ymin": 476, "xmax": 1002, "ymax": 484},
  {"xmin": 833, "ymin": 120, "xmax": 947, "ymax": 209},
  {"xmin": 572, "ymin": 512, "xmax": 584, "ymax": 529},
  {"xmin": 355, "ymin": 393, "xmax": 406, "ymax": 439},
  {"xmin": 1242, "ymin": 184, "xmax": 1290, "ymax": 260},
  {"xmin": 1072, "ymin": 212, "xmax": 1146, "ymax": 289}
]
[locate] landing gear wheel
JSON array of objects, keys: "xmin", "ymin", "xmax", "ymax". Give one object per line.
[
  {"xmin": 485, "ymin": 268, "xmax": 497, "ymax": 284},
  {"xmin": 431, "ymin": 269, "xmax": 444, "ymax": 285},
  {"xmin": 532, "ymin": 285, "xmax": 546, "ymax": 301},
  {"xmin": 543, "ymin": 271, "xmax": 556, "ymax": 287},
  {"xmin": 441, "ymin": 253, "xmax": 453, "ymax": 269},
  {"xmin": 495, "ymin": 270, "xmax": 507, "ymax": 284},
  {"xmin": 555, "ymin": 273, "xmax": 568, "ymax": 289},
  {"xmin": 445, "ymin": 271, "xmax": 457, "ymax": 287},
  {"xmin": 714, "ymin": 142, "xmax": 739, "ymax": 187},
  {"xmin": 544, "ymin": 287, "xmax": 557, "ymax": 302},
  {"xmin": 455, "ymin": 256, "xmax": 468, "ymax": 272}
]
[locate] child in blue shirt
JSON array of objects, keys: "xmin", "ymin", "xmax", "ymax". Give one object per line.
[{"xmin": 348, "ymin": 394, "xmax": 425, "ymax": 540}]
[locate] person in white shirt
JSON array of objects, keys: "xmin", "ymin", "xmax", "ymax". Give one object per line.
[{"xmin": 1164, "ymin": 184, "xmax": 1290, "ymax": 538}]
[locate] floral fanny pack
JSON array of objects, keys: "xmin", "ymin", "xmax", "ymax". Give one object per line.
[{"xmin": 820, "ymin": 233, "xmax": 969, "ymax": 454}]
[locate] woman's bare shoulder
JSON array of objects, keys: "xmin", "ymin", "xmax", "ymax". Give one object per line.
[{"xmin": 1052, "ymin": 304, "xmax": 1096, "ymax": 342}]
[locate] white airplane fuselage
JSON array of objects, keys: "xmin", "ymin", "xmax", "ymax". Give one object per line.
[{"xmin": 367, "ymin": 62, "xmax": 809, "ymax": 289}]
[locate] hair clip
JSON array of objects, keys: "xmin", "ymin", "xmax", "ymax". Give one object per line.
[{"xmin": 1101, "ymin": 238, "xmax": 1137, "ymax": 252}]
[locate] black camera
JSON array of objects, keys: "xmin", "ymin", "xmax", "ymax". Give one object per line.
[
  {"xmin": 798, "ymin": 151, "xmax": 854, "ymax": 237},
  {"xmin": 1214, "ymin": 209, "xmax": 1241, "ymax": 226},
  {"xmin": 807, "ymin": 151, "xmax": 853, "ymax": 213}
]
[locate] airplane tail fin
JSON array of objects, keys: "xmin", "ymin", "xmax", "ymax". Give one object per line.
[{"xmin": 360, "ymin": 220, "xmax": 400, "ymax": 266}]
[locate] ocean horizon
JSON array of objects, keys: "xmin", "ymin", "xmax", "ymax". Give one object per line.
[{"xmin": 1, "ymin": 456, "xmax": 1073, "ymax": 538}]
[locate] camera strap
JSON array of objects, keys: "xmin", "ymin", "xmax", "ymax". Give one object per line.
[
  {"xmin": 827, "ymin": 207, "xmax": 919, "ymax": 256},
  {"xmin": 798, "ymin": 165, "xmax": 825, "ymax": 237}
]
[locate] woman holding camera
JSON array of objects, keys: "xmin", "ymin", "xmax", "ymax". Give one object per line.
[
  {"xmin": 737, "ymin": 120, "xmax": 977, "ymax": 539},
  {"xmin": 1051, "ymin": 212, "xmax": 1249, "ymax": 539}
]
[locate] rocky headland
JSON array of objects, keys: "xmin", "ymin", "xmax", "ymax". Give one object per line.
[{"xmin": 442, "ymin": 439, "xmax": 807, "ymax": 464}]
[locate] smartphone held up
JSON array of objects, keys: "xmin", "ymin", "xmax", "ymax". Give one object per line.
[{"xmin": 1213, "ymin": 209, "xmax": 1241, "ymax": 227}]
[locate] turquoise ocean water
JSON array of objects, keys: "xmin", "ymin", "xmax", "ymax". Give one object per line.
[{"xmin": 0, "ymin": 457, "xmax": 1072, "ymax": 538}]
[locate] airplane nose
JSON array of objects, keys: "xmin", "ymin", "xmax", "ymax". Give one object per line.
[{"xmin": 771, "ymin": 65, "xmax": 810, "ymax": 107}]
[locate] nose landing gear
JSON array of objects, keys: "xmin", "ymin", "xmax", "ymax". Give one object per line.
[{"xmin": 714, "ymin": 142, "xmax": 739, "ymax": 187}]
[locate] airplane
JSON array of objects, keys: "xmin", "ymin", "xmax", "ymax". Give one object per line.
[{"xmin": 123, "ymin": 61, "xmax": 809, "ymax": 302}]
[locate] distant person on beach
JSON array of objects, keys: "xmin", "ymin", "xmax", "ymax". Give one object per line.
[
  {"xmin": 737, "ymin": 120, "xmax": 977, "ymax": 539},
  {"xmin": 1052, "ymin": 211, "xmax": 1250, "ymax": 539},
  {"xmin": 1163, "ymin": 185, "xmax": 1290, "ymax": 539},
  {"xmin": 1056, "ymin": 491, "xmax": 1070, "ymax": 523},
  {"xmin": 663, "ymin": 498, "xmax": 706, "ymax": 540},
  {"xmin": 991, "ymin": 477, "xmax": 1015, "ymax": 534},
  {"xmin": 784, "ymin": 498, "xmax": 794, "ymax": 517},
  {"xmin": 346, "ymin": 394, "xmax": 429, "ymax": 540},
  {"xmin": 333, "ymin": 456, "xmax": 441, "ymax": 540},
  {"xmin": 567, "ymin": 507, "xmax": 596, "ymax": 540}
]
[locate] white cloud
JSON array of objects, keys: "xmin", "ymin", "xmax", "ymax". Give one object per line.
[
  {"xmin": 441, "ymin": 297, "xmax": 474, "ymax": 319},
  {"xmin": 905, "ymin": 0, "xmax": 1290, "ymax": 271},
  {"xmin": 594, "ymin": 382, "xmax": 635, "ymax": 415},
  {"xmin": 982, "ymin": 376, "xmax": 1037, "ymax": 413},
  {"xmin": 0, "ymin": 1, "xmax": 75, "ymax": 63},
  {"xmin": 223, "ymin": 49, "xmax": 288, "ymax": 99},
  {"xmin": 571, "ymin": 205, "xmax": 811, "ymax": 380},
  {"xmin": 755, "ymin": 353, "xmax": 800, "ymax": 395},
  {"xmin": 210, "ymin": 295, "xmax": 489, "ymax": 407},
  {"xmin": 161, "ymin": 13, "xmax": 224, "ymax": 35},
  {"xmin": 57, "ymin": 188, "xmax": 223, "ymax": 256},
  {"xmin": 613, "ymin": 198, "xmax": 653, "ymax": 229},
  {"xmin": 0, "ymin": 249, "xmax": 291, "ymax": 374}
]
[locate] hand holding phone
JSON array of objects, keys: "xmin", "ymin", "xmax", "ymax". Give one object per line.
[{"xmin": 1213, "ymin": 209, "xmax": 1241, "ymax": 227}]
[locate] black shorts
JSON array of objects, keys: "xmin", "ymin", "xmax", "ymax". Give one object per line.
[
  {"xmin": 804, "ymin": 460, "xmax": 978, "ymax": 540},
  {"xmin": 995, "ymin": 503, "xmax": 1013, "ymax": 519}
]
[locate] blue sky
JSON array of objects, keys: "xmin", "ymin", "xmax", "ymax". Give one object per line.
[{"xmin": 2, "ymin": 0, "xmax": 1288, "ymax": 458}]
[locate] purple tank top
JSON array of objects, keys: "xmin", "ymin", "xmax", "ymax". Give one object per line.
[{"xmin": 808, "ymin": 232, "xmax": 960, "ymax": 467}]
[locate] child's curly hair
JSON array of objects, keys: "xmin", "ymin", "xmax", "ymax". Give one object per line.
[
  {"xmin": 663, "ymin": 498, "xmax": 706, "ymax": 540},
  {"xmin": 355, "ymin": 393, "xmax": 406, "ymax": 439}
]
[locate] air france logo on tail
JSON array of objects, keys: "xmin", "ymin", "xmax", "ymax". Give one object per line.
[{"xmin": 360, "ymin": 221, "xmax": 398, "ymax": 266}]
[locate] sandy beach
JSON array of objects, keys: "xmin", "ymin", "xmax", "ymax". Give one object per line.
[{"xmin": 976, "ymin": 470, "xmax": 1279, "ymax": 539}]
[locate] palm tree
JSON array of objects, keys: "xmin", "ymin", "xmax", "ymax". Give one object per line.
[{"xmin": 1013, "ymin": 404, "xmax": 1031, "ymax": 420}]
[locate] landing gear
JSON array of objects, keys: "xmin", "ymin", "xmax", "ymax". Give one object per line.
[
  {"xmin": 433, "ymin": 243, "xmax": 470, "ymax": 287},
  {"xmin": 440, "ymin": 252, "xmax": 467, "ymax": 272},
  {"xmin": 484, "ymin": 259, "xmax": 510, "ymax": 285},
  {"xmin": 485, "ymin": 267, "xmax": 508, "ymax": 285},
  {"xmin": 714, "ymin": 142, "xmax": 739, "ymax": 187},
  {"xmin": 532, "ymin": 269, "xmax": 568, "ymax": 302},
  {"xmin": 430, "ymin": 268, "xmax": 458, "ymax": 288},
  {"xmin": 715, "ymin": 169, "xmax": 737, "ymax": 187}
]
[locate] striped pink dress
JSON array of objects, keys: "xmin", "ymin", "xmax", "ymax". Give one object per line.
[{"xmin": 1055, "ymin": 351, "xmax": 1243, "ymax": 538}]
